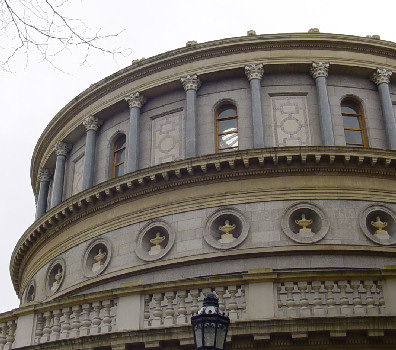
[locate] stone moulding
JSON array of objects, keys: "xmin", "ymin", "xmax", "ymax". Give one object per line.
[
  {"xmin": 281, "ymin": 202, "xmax": 329, "ymax": 244},
  {"xmin": 30, "ymin": 32, "xmax": 396, "ymax": 191},
  {"xmin": 204, "ymin": 207, "xmax": 250, "ymax": 250},
  {"xmin": 12, "ymin": 146, "xmax": 396, "ymax": 294},
  {"xmin": 2, "ymin": 268, "xmax": 389, "ymax": 318},
  {"xmin": 359, "ymin": 204, "xmax": 396, "ymax": 246},
  {"xmin": 45, "ymin": 257, "xmax": 66, "ymax": 295},
  {"xmin": 27, "ymin": 244, "xmax": 396, "ymax": 303},
  {"xmin": 135, "ymin": 220, "xmax": 175, "ymax": 261},
  {"xmin": 81, "ymin": 237, "xmax": 112, "ymax": 278}
]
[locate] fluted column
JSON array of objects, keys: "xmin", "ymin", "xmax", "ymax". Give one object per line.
[
  {"xmin": 35, "ymin": 168, "xmax": 51, "ymax": 219},
  {"xmin": 245, "ymin": 63, "xmax": 265, "ymax": 148},
  {"xmin": 125, "ymin": 92, "xmax": 145, "ymax": 173},
  {"xmin": 50, "ymin": 141, "xmax": 71, "ymax": 208},
  {"xmin": 311, "ymin": 62, "xmax": 335, "ymax": 146},
  {"xmin": 82, "ymin": 116, "xmax": 103, "ymax": 190},
  {"xmin": 181, "ymin": 74, "xmax": 201, "ymax": 158},
  {"xmin": 371, "ymin": 68, "xmax": 396, "ymax": 150}
]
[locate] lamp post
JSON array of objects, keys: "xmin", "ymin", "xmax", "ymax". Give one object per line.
[{"xmin": 191, "ymin": 293, "xmax": 230, "ymax": 350}]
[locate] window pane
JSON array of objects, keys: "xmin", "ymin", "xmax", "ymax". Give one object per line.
[
  {"xmin": 116, "ymin": 136, "xmax": 126, "ymax": 150},
  {"xmin": 343, "ymin": 115, "xmax": 361, "ymax": 129},
  {"xmin": 218, "ymin": 107, "xmax": 236, "ymax": 119},
  {"xmin": 344, "ymin": 129, "xmax": 363, "ymax": 144},
  {"xmin": 341, "ymin": 103, "xmax": 359, "ymax": 115},
  {"xmin": 115, "ymin": 149, "xmax": 125, "ymax": 164},
  {"xmin": 218, "ymin": 118, "xmax": 237, "ymax": 134},
  {"xmin": 219, "ymin": 133, "xmax": 238, "ymax": 149},
  {"xmin": 114, "ymin": 163, "xmax": 124, "ymax": 177}
]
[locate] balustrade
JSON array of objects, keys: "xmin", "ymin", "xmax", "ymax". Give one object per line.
[
  {"xmin": 0, "ymin": 320, "xmax": 17, "ymax": 350},
  {"xmin": 277, "ymin": 280, "xmax": 385, "ymax": 318},
  {"xmin": 2, "ymin": 277, "xmax": 393, "ymax": 348},
  {"xmin": 34, "ymin": 299, "xmax": 116, "ymax": 344},
  {"xmin": 143, "ymin": 285, "xmax": 246, "ymax": 328}
]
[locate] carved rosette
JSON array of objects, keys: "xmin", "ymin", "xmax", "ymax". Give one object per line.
[
  {"xmin": 245, "ymin": 63, "xmax": 264, "ymax": 81},
  {"xmin": 181, "ymin": 74, "xmax": 201, "ymax": 91},
  {"xmin": 53, "ymin": 141, "xmax": 72, "ymax": 157},
  {"xmin": 82, "ymin": 116, "xmax": 103, "ymax": 131},
  {"xmin": 371, "ymin": 68, "xmax": 392, "ymax": 85},
  {"xmin": 125, "ymin": 92, "xmax": 145, "ymax": 108},
  {"xmin": 310, "ymin": 62, "xmax": 329, "ymax": 79},
  {"xmin": 38, "ymin": 168, "xmax": 51, "ymax": 182}
]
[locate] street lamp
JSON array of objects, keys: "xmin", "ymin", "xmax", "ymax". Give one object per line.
[{"xmin": 191, "ymin": 292, "xmax": 230, "ymax": 350}]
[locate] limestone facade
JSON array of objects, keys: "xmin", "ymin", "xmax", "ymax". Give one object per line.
[{"xmin": 5, "ymin": 32, "xmax": 396, "ymax": 350}]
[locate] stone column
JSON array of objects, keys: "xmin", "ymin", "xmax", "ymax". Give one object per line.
[
  {"xmin": 311, "ymin": 62, "xmax": 335, "ymax": 146},
  {"xmin": 50, "ymin": 141, "xmax": 71, "ymax": 208},
  {"xmin": 245, "ymin": 63, "xmax": 265, "ymax": 148},
  {"xmin": 181, "ymin": 74, "xmax": 201, "ymax": 158},
  {"xmin": 371, "ymin": 68, "xmax": 396, "ymax": 150},
  {"xmin": 82, "ymin": 116, "xmax": 103, "ymax": 190},
  {"xmin": 125, "ymin": 92, "xmax": 145, "ymax": 173},
  {"xmin": 35, "ymin": 168, "xmax": 51, "ymax": 219}
]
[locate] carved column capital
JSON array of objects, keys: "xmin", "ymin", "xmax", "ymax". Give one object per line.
[
  {"xmin": 82, "ymin": 116, "xmax": 103, "ymax": 131},
  {"xmin": 245, "ymin": 63, "xmax": 264, "ymax": 80},
  {"xmin": 181, "ymin": 74, "xmax": 201, "ymax": 91},
  {"xmin": 38, "ymin": 168, "xmax": 52, "ymax": 182},
  {"xmin": 310, "ymin": 62, "xmax": 329, "ymax": 79},
  {"xmin": 125, "ymin": 92, "xmax": 145, "ymax": 108},
  {"xmin": 53, "ymin": 141, "xmax": 72, "ymax": 157},
  {"xmin": 371, "ymin": 68, "xmax": 392, "ymax": 85}
]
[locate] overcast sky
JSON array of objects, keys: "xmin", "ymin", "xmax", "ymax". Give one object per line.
[{"xmin": 1, "ymin": 0, "xmax": 396, "ymax": 313}]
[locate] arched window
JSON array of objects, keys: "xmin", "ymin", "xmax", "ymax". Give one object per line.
[
  {"xmin": 341, "ymin": 100, "xmax": 367, "ymax": 147},
  {"xmin": 112, "ymin": 135, "xmax": 126, "ymax": 178},
  {"xmin": 216, "ymin": 104, "xmax": 239, "ymax": 152}
]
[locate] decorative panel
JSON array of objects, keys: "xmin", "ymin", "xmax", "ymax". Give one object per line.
[
  {"xmin": 271, "ymin": 95, "xmax": 311, "ymax": 147},
  {"xmin": 151, "ymin": 112, "xmax": 184, "ymax": 166},
  {"xmin": 72, "ymin": 156, "xmax": 84, "ymax": 195}
]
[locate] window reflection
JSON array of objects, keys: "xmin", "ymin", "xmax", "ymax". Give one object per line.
[
  {"xmin": 112, "ymin": 135, "xmax": 126, "ymax": 178},
  {"xmin": 341, "ymin": 100, "xmax": 367, "ymax": 147},
  {"xmin": 216, "ymin": 104, "xmax": 239, "ymax": 152}
]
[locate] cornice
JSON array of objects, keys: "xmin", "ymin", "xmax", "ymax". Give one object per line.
[
  {"xmin": 30, "ymin": 32, "xmax": 396, "ymax": 192},
  {"xmin": 29, "ymin": 245, "xmax": 396, "ymax": 303},
  {"xmin": 13, "ymin": 146, "xmax": 396, "ymax": 295},
  {"xmin": 12, "ymin": 267, "xmax": 389, "ymax": 315}
]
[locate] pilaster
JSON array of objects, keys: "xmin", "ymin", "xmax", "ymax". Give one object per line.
[
  {"xmin": 245, "ymin": 63, "xmax": 265, "ymax": 148},
  {"xmin": 82, "ymin": 116, "xmax": 103, "ymax": 190},
  {"xmin": 310, "ymin": 62, "xmax": 335, "ymax": 146},
  {"xmin": 371, "ymin": 68, "xmax": 396, "ymax": 150},
  {"xmin": 181, "ymin": 74, "xmax": 201, "ymax": 158},
  {"xmin": 125, "ymin": 92, "xmax": 145, "ymax": 173},
  {"xmin": 35, "ymin": 168, "xmax": 52, "ymax": 219},
  {"xmin": 50, "ymin": 141, "xmax": 71, "ymax": 208}
]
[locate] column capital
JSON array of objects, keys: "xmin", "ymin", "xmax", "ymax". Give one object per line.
[
  {"xmin": 310, "ymin": 62, "xmax": 329, "ymax": 79},
  {"xmin": 371, "ymin": 68, "xmax": 392, "ymax": 85},
  {"xmin": 125, "ymin": 92, "xmax": 145, "ymax": 108},
  {"xmin": 245, "ymin": 63, "xmax": 264, "ymax": 81},
  {"xmin": 53, "ymin": 141, "xmax": 72, "ymax": 157},
  {"xmin": 181, "ymin": 74, "xmax": 201, "ymax": 91},
  {"xmin": 82, "ymin": 116, "xmax": 103, "ymax": 131},
  {"xmin": 38, "ymin": 168, "xmax": 52, "ymax": 182}
]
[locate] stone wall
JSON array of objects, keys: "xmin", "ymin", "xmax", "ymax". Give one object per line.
[{"xmin": 26, "ymin": 199, "xmax": 396, "ymax": 302}]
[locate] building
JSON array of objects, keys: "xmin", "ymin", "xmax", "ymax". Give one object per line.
[{"xmin": 3, "ymin": 30, "xmax": 396, "ymax": 349}]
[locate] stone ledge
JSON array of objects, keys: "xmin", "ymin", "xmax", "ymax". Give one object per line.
[
  {"xmin": 12, "ymin": 146, "xmax": 396, "ymax": 295},
  {"xmin": 9, "ymin": 317, "xmax": 396, "ymax": 350},
  {"xmin": 12, "ymin": 267, "xmax": 393, "ymax": 314}
]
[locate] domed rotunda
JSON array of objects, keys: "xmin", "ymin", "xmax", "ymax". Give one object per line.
[{"xmin": 4, "ymin": 30, "xmax": 396, "ymax": 350}]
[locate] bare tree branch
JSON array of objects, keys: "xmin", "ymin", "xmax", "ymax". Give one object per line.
[{"xmin": 0, "ymin": 0, "xmax": 130, "ymax": 72}]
